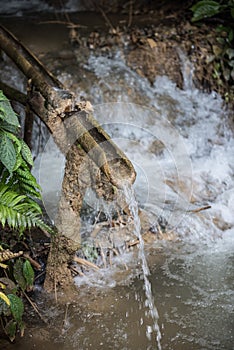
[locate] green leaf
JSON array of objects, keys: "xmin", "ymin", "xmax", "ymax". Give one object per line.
[
  {"xmin": 0, "ymin": 90, "xmax": 8, "ymax": 102},
  {"xmin": 23, "ymin": 260, "xmax": 34, "ymax": 287},
  {"xmin": 0, "ymin": 119, "xmax": 19, "ymax": 134},
  {"xmin": 13, "ymin": 259, "xmax": 27, "ymax": 291},
  {"xmin": 228, "ymin": 29, "xmax": 233, "ymax": 42},
  {"xmin": 231, "ymin": 68, "xmax": 234, "ymax": 80},
  {"xmin": 13, "ymin": 154, "xmax": 23, "ymax": 171},
  {"xmin": 226, "ymin": 48, "xmax": 234, "ymax": 59},
  {"xmin": 4, "ymin": 319, "xmax": 17, "ymax": 342},
  {"xmin": 4, "ymin": 131, "xmax": 22, "ymax": 155},
  {"xmin": 191, "ymin": 1, "xmax": 221, "ymax": 22},
  {"xmin": 222, "ymin": 67, "xmax": 230, "ymax": 81},
  {"xmin": 0, "ymin": 277, "xmax": 17, "ymax": 294},
  {"xmin": 212, "ymin": 44, "xmax": 222, "ymax": 57},
  {"xmin": 231, "ymin": 7, "xmax": 234, "ymax": 18},
  {"xmin": 0, "ymin": 99, "xmax": 19, "ymax": 127},
  {"xmin": 0, "ymin": 132, "xmax": 16, "ymax": 173},
  {"xmin": 216, "ymin": 37, "xmax": 225, "ymax": 45},
  {"xmin": 20, "ymin": 140, "xmax": 34, "ymax": 166},
  {"xmin": 216, "ymin": 25, "xmax": 229, "ymax": 33},
  {"xmin": 0, "ymin": 297, "xmax": 11, "ymax": 316},
  {"xmin": 8, "ymin": 294, "xmax": 24, "ymax": 323}
]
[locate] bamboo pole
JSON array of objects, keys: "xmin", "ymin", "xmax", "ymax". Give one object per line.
[{"xmin": 0, "ymin": 24, "xmax": 136, "ymax": 188}]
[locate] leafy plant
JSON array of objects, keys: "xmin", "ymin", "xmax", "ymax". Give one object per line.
[
  {"xmin": 0, "ymin": 91, "xmax": 52, "ymax": 341},
  {"xmin": 0, "ymin": 250, "xmax": 35, "ymax": 341},
  {"xmin": 190, "ymin": 0, "xmax": 226, "ymax": 22},
  {"xmin": 0, "ymin": 180, "xmax": 52, "ymax": 234},
  {"xmin": 190, "ymin": 0, "xmax": 234, "ymax": 97},
  {"xmin": 0, "ymin": 91, "xmax": 52, "ymax": 234}
]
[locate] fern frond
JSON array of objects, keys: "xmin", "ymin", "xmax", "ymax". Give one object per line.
[
  {"xmin": 5, "ymin": 165, "xmax": 41, "ymax": 199},
  {"xmin": 0, "ymin": 184, "xmax": 52, "ymax": 234},
  {"xmin": 0, "ymin": 203, "xmax": 51, "ymax": 233},
  {"xmin": 19, "ymin": 183, "xmax": 41, "ymax": 199},
  {"xmin": 15, "ymin": 167, "xmax": 40, "ymax": 189},
  {"xmin": 0, "ymin": 184, "xmax": 26, "ymax": 207}
]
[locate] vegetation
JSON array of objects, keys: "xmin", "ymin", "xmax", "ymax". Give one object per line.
[
  {"xmin": 0, "ymin": 90, "xmax": 51, "ymax": 233},
  {"xmin": 0, "ymin": 90, "xmax": 52, "ymax": 341},
  {"xmin": 191, "ymin": 0, "xmax": 234, "ymax": 101},
  {"xmin": 0, "ymin": 252, "xmax": 34, "ymax": 341}
]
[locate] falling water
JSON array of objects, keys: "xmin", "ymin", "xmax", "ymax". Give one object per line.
[{"xmin": 124, "ymin": 184, "xmax": 162, "ymax": 350}]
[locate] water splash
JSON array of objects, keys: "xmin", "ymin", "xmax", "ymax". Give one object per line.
[
  {"xmin": 124, "ymin": 184, "xmax": 162, "ymax": 350},
  {"xmin": 177, "ymin": 48, "xmax": 195, "ymax": 91}
]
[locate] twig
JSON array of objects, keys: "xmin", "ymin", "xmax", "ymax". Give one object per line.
[
  {"xmin": 73, "ymin": 256, "xmax": 99, "ymax": 270},
  {"xmin": 77, "ymin": 269, "xmax": 85, "ymax": 276},
  {"xmin": 123, "ymin": 262, "xmax": 128, "ymax": 270},
  {"xmin": 61, "ymin": 302, "xmax": 70, "ymax": 334},
  {"xmin": 128, "ymin": 239, "xmax": 139, "ymax": 247},
  {"xmin": 91, "ymin": 1, "xmax": 115, "ymax": 33},
  {"xmin": 23, "ymin": 291, "xmax": 47, "ymax": 323},
  {"xmin": 39, "ymin": 20, "xmax": 87, "ymax": 29},
  {"xmin": 34, "ymin": 271, "xmax": 45, "ymax": 281},
  {"xmin": 99, "ymin": 243, "xmax": 107, "ymax": 268},
  {"xmin": 70, "ymin": 265, "xmax": 78, "ymax": 275},
  {"xmin": 128, "ymin": 1, "xmax": 133, "ymax": 27},
  {"xmin": 93, "ymin": 211, "xmax": 102, "ymax": 227},
  {"xmin": 189, "ymin": 205, "xmax": 211, "ymax": 213},
  {"xmin": 91, "ymin": 221, "xmax": 109, "ymax": 238},
  {"xmin": 54, "ymin": 274, "xmax": 57, "ymax": 303},
  {"xmin": 109, "ymin": 249, "xmax": 113, "ymax": 266},
  {"xmin": 112, "ymin": 248, "xmax": 119, "ymax": 256},
  {"xmin": 157, "ymin": 223, "xmax": 164, "ymax": 238},
  {"xmin": 23, "ymin": 253, "xmax": 41, "ymax": 270}
]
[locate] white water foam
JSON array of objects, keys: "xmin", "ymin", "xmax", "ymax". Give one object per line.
[{"xmin": 37, "ymin": 51, "xmax": 234, "ymax": 247}]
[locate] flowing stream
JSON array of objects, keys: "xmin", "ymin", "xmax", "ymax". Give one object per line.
[
  {"xmin": 34, "ymin": 52, "xmax": 234, "ymax": 350},
  {"xmin": 0, "ymin": 20, "xmax": 233, "ymax": 350}
]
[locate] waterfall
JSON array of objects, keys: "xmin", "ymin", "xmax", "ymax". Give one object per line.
[{"xmin": 124, "ymin": 184, "xmax": 162, "ymax": 350}]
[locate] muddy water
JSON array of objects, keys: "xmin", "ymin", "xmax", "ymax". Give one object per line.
[{"xmin": 0, "ymin": 15, "xmax": 234, "ymax": 350}]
